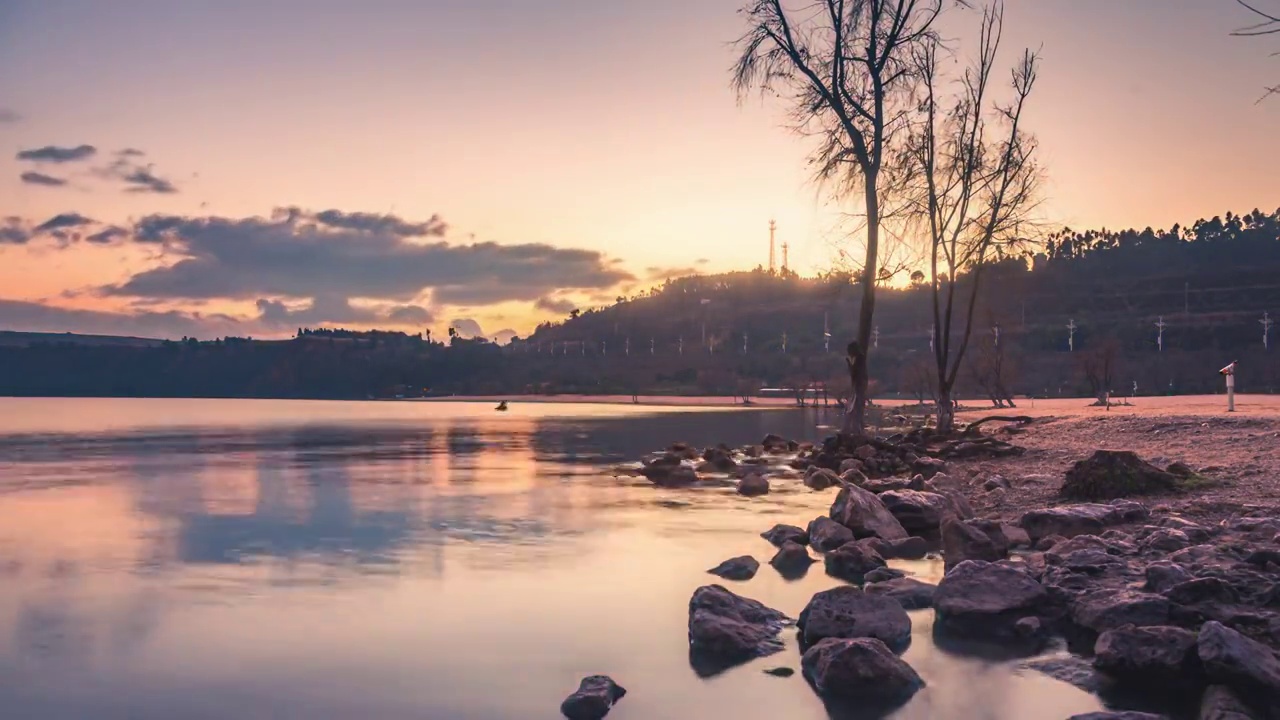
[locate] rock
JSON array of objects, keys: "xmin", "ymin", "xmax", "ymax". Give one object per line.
[
  {"xmin": 838, "ymin": 458, "xmax": 863, "ymax": 475},
  {"xmin": 887, "ymin": 536, "xmax": 930, "ymax": 560},
  {"xmin": 941, "ymin": 516, "xmax": 1008, "ymax": 568},
  {"xmin": 1198, "ymin": 621, "xmax": 1280, "ymax": 701},
  {"xmin": 1025, "ymin": 655, "xmax": 1115, "ymax": 694},
  {"xmin": 761, "ymin": 523, "xmax": 808, "ymax": 547},
  {"xmin": 863, "ymin": 477, "xmax": 916, "ymax": 494},
  {"xmin": 804, "ymin": 467, "xmax": 840, "ymax": 491},
  {"xmin": 1157, "ymin": 516, "xmax": 1212, "ymax": 543},
  {"xmin": 879, "ymin": 490, "xmax": 952, "ymax": 534},
  {"xmin": 808, "ymin": 516, "xmax": 855, "ymax": 552},
  {"xmin": 1066, "ymin": 713, "xmax": 1167, "ymax": 720},
  {"xmin": 560, "ymin": 675, "xmax": 626, "ymax": 720},
  {"xmin": 1145, "ymin": 562, "xmax": 1193, "ymax": 593},
  {"xmin": 1072, "ymin": 589, "xmax": 1172, "ymax": 633},
  {"xmin": 855, "ymin": 444, "xmax": 877, "ymax": 461},
  {"xmin": 829, "ymin": 484, "xmax": 909, "ymax": 541},
  {"xmin": 933, "ymin": 560, "xmax": 1048, "ymax": 639},
  {"xmin": 914, "ymin": 456, "xmax": 947, "ymax": 478},
  {"xmin": 864, "ymin": 567, "xmax": 905, "ymax": 583},
  {"xmin": 824, "ymin": 541, "xmax": 888, "ymax": 583},
  {"xmin": 1199, "ymin": 684, "xmax": 1261, "ymax": 720},
  {"xmin": 769, "ymin": 541, "xmax": 815, "ymax": 577},
  {"xmin": 798, "ymin": 585, "xmax": 913, "ymax": 649},
  {"xmin": 1094, "ymin": 624, "xmax": 1202, "ymax": 685},
  {"xmin": 762, "ymin": 433, "xmax": 790, "ymax": 453},
  {"xmin": 1021, "ymin": 503, "xmax": 1132, "ymax": 542},
  {"xmin": 708, "ymin": 555, "xmax": 759, "ymax": 581},
  {"xmin": 1165, "ymin": 578, "xmax": 1236, "ymax": 606},
  {"xmin": 702, "ymin": 445, "xmax": 738, "ymax": 472},
  {"xmin": 1142, "ymin": 528, "xmax": 1192, "ymax": 553},
  {"xmin": 737, "ymin": 473, "xmax": 770, "ymax": 497},
  {"xmin": 865, "ymin": 577, "xmax": 937, "ymax": 610},
  {"xmin": 763, "ymin": 666, "xmax": 794, "ymax": 677},
  {"xmin": 1061, "ymin": 450, "xmax": 1181, "ymax": 501},
  {"xmin": 687, "ymin": 585, "xmax": 791, "ymax": 664},
  {"xmin": 1015, "ymin": 616, "xmax": 1043, "ymax": 639},
  {"xmin": 1003, "ymin": 524, "xmax": 1033, "ymax": 549},
  {"xmin": 1036, "ymin": 534, "xmax": 1068, "ymax": 551},
  {"xmin": 801, "ymin": 637, "xmax": 925, "ymax": 703},
  {"xmin": 984, "ymin": 475, "xmax": 1011, "ymax": 491}
]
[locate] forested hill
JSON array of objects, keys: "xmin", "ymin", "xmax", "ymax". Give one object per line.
[{"xmin": 0, "ymin": 208, "xmax": 1278, "ymax": 400}]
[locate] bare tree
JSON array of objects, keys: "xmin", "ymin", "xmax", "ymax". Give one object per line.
[
  {"xmin": 903, "ymin": 2, "xmax": 1042, "ymax": 432},
  {"xmin": 1080, "ymin": 337, "xmax": 1120, "ymax": 408},
  {"xmin": 970, "ymin": 332, "xmax": 1018, "ymax": 408},
  {"xmin": 1234, "ymin": 0, "xmax": 1280, "ymax": 100},
  {"xmin": 732, "ymin": 0, "xmax": 953, "ymax": 435}
]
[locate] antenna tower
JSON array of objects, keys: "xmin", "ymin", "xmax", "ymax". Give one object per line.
[
  {"xmin": 768, "ymin": 220, "xmax": 776, "ymax": 273},
  {"xmin": 781, "ymin": 242, "xmax": 790, "ymax": 272}
]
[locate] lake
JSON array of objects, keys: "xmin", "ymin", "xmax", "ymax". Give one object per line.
[{"xmin": 0, "ymin": 398, "xmax": 1115, "ymax": 719}]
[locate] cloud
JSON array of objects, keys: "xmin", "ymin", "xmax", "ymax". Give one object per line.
[
  {"xmin": 449, "ymin": 318, "xmax": 484, "ymax": 338},
  {"xmin": 121, "ymin": 167, "xmax": 178, "ymax": 194},
  {"xmin": 20, "ymin": 171, "xmax": 68, "ymax": 187},
  {"xmin": 0, "ymin": 218, "xmax": 31, "ymax": 245},
  {"xmin": 645, "ymin": 265, "xmax": 700, "ymax": 279},
  {"xmin": 86, "ymin": 226, "xmax": 129, "ymax": 245},
  {"xmin": 535, "ymin": 296, "xmax": 577, "ymax": 314},
  {"xmin": 107, "ymin": 208, "xmax": 633, "ymax": 305},
  {"xmin": 696, "ymin": 258, "xmax": 710, "ymax": 265},
  {"xmin": 0, "ymin": 109, "xmax": 19, "ymax": 123},
  {"xmin": 254, "ymin": 295, "xmax": 434, "ymax": 328},
  {"xmin": 117, "ymin": 148, "xmax": 145, "ymax": 157},
  {"xmin": 16, "ymin": 144, "xmax": 97, "ymax": 163},
  {"xmin": 34, "ymin": 213, "xmax": 94, "ymax": 234}
]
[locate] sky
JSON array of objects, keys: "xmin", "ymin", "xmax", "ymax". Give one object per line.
[{"xmin": 1, "ymin": 0, "xmax": 1276, "ymax": 340}]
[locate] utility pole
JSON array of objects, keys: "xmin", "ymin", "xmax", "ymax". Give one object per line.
[
  {"xmin": 1263, "ymin": 312, "xmax": 1274, "ymax": 350},
  {"xmin": 650, "ymin": 337, "xmax": 655, "ymax": 355},
  {"xmin": 768, "ymin": 219, "xmax": 776, "ymax": 273},
  {"xmin": 678, "ymin": 336, "xmax": 683, "ymax": 356},
  {"xmin": 873, "ymin": 326, "xmax": 879, "ymax": 349},
  {"xmin": 823, "ymin": 312, "xmax": 830, "ymax": 353},
  {"xmin": 993, "ymin": 323, "xmax": 1001, "ymax": 347},
  {"xmin": 781, "ymin": 331, "xmax": 788, "ymax": 354},
  {"xmin": 743, "ymin": 332, "xmax": 748, "ymax": 354},
  {"xmin": 602, "ymin": 340, "xmax": 606, "ymax": 356},
  {"xmin": 1067, "ymin": 319, "xmax": 1077, "ymax": 352},
  {"xmin": 1155, "ymin": 316, "xmax": 1166, "ymax": 353},
  {"xmin": 625, "ymin": 337, "xmax": 630, "ymax": 356},
  {"xmin": 928, "ymin": 324, "xmax": 935, "ymax": 353}
]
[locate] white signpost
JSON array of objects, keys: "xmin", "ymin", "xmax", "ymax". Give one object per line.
[{"xmin": 1220, "ymin": 361, "xmax": 1237, "ymax": 412}]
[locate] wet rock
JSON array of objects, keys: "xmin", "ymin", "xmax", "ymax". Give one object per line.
[
  {"xmin": 941, "ymin": 516, "xmax": 1009, "ymax": 568},
  {"xmin": 798, "ymin": 585, "xmax": 913, "ymax": 649},
  {"xmin": 1025, "ymin": 655, "xmax": 1114, "ymax": 694},
  {"xmin": 879, "ymin": 490, "xmax": 952, "ymax": 534},
  {"xmin": 708, "ymin": 555, "xmax": 760, "ymax": 581},
  {"xmin": 1072, "ymin": 589, "xmax": 1172, "ymax": 633},
  {"xmin": 808, "ymin": 516, "xmax": 855, "ymax": 552},
  {"xmin": 560, "ymin": 675, "xmax": 626, "ymax": 720},
  {"xmin": 687, "ymin": 585, "xmax": 791, "ymax": 666},
  {"xmin": 1021, "ymin": 503, "xmax": 1134, "ymax": 542},
  {"xmin": 801, "ymin": 637, "xmax": 924, "ymax": 703},
  {"xmin": 1199, "ymin": 684, "xmax": 1261, "ymax": 720},
  {"xmin": 641, "ymin": 457, "xmax": 698, "ymax": 487},
  {"xmin": 830, "ymin": 484, "xmax": 909, "ymax": 542},
  {"xmin": 1145, "ymin": 562, "xmax": 1194, "ymax": 593},
  {"xmin": 865, "ymin": 577, "xmax": 937, "ymax": 610},
  {"xmin": 763, "ymin": 666, "xmax": 794, "ymax": 677},
  {"xmin": 737, "ymin": 473, "xmax": 770, "ymax": 497},
  {"xmin": 1165, "ymin": 578, "xmax": 1236, "ymax": 606},
  {"xmin": 1061, "ymin": 450, "xmax": 1181, "ymax": 501},
  {"xmin": 804, "ymin": 467, "xmax": 840, "ymax": 491},
  {"xmin": 770, "ymin": 542, "xmax": 815, "ymax": 577},
  {"xmin": 702, "ymin": 445, "xmax": 738, "ymax": 472},
  {"xmin": 934, "ymin": 560, "xmax": 1049, "ymax": 640},
  {"xmin": 1198, "ymin": 621, "xmax": 1280, "ymax": 701},
  {"xmin": 762, "ymin": 433, "xmax": 792, "ymax": 453},
  {"xmin": 1094, "ymin": 624, "xmax": 1202, "ymax": 685},
  {"xmin": 824, "ymin": 541, "xmax": 888, "ymax": 583},
  {"xmin": 1143, "ymin": 529, "xmax": 1192, "ymax": 553},
  {"xmin": 761, "ymin": 524, "xmax": 808, "ymax": 547},
  {"xmin": 864, "ymin": 567, "xmax": 905, "ymax": 584},
  {"xmin": 887, "ymin": 536, "xmax": 930, "ymax": 560}
]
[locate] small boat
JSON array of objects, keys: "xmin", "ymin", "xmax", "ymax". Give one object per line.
[{"xmin": 495, "ymin": 401, "xmax": 509, "ymax": 411}]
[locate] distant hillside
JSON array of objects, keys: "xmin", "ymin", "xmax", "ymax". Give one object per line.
[{"xmin": 0, "ymin": 330, "xmax": 165, "ymax": 348}]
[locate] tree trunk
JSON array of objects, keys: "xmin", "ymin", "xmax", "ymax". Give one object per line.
[
  {"xmin": 843, "ymin": 180, "xmax": 880, "ymax": 437},
  {"xmin": 937, "ymin": 384, "xmax": 955, "ymax": 434}
]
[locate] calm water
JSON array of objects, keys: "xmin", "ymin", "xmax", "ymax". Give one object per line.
[{"xmin": 0, "ymin": 398, "xmax": 1111, "ymax": 720}]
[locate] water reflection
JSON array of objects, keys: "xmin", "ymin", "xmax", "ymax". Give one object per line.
[{"xmin": 0, "ymin": 399, "xmax": 1117, "ymax": 720}]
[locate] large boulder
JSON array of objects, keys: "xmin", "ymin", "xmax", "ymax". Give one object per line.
[
  {"xmin": 941, "ymin": 516, "xmax": 1009, "ymax": 568},
  {"xmin": 808, "ymin": 516, "xmax": 855, "ymax": 552},
  {"xmin": 829, "ymin": 484, "xmax": 909, "ymax": 541},
  {"xmin": 823, "ymin": 542, "xmax": 888, "ymax": 584},
  {"xmin": 702, "ymin": 445, "xmax": 739, "ymax": 472},
  {"xmin": 879, "ymin": 490, "xmax": 952, "ymax": 534},
  {"xmin": 1145, "ymin": 562, "xmax": 1194, "ymax": 593},
  {"xmin": 770, "ymin": 541, "xmax": 815, "ymax": 578},
  {"xmin": 761, "ymin": 523, "xmax": 808, "ymax": 547},
  {"xmin": 797, "ymin": 585, "xmax": 912, "ymax": 649},
  {"xmin": 737, "ymin": 473, "xmax": 770, "ymax": 497},
  {"xmin": 865, "ymin": 577, "xmax": 937, "ymax": 610},
  {"xmin": 1094, "ymin": 624, "xmax": 1202, "ymax": 685},
  {"xmin": 801, "ymin": 637, "xmax": 924, "ymax": 703},
  {"xmin": 560, "ymin": 675, "xmax": 626, "ymax": 720},
  {"xmin": 1020, "ymin": 503, "xmax": 1136, "ymax": 542},
  {"xmin": 1199, "ymin": 684, "xmax": 1261, "ymax": 720},
  {"xmin": 887, "ymin": 536, "xmax": 930, "ymax": 560},
  {"xmin": 1071, "ymin": 589, "xmax": 1172, "ymax": 634},
  {"xmin": 641, "ymin": 455, "xmax": 698, "ymax": 487},
  {"xmin": 687, "ymin": 585, "xmax": 791, "ymax": 665},
  {"xmin": 707, "ymin": 555, "xmax": 759, "ymax": 581},
  {"xmin": 1060, "ymin": 450, "xmax": 1180, "ymax": 501},
  {"xmin": 1198, "ymin": 621, "xmax": 1280, "ymax": 703},
  {"xmin": 933, "ymin": 560, "xmax": 1048, "ymax": 639}
]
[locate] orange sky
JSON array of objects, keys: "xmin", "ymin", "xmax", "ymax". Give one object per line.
[{"xmin": 1, "ymin": 0, "xmax": 1276, "ymax": 338}]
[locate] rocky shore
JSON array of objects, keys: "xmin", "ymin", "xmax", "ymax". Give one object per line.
[{"xmin": 564, "ymin": 418, "xmax": 1280, "ymax": 720}]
